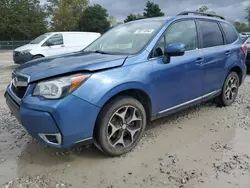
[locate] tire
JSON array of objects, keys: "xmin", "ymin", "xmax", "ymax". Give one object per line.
[
  {"xmin": 216, "ymin": 72, "xmax": 239, "ymax": 106},
  {"xmin": 32, "ymin": 55, "xmax": 44, "ymax": 60},
  {"xmin": 94, "ymin": 96, "xmax": 147, "ymax": 156}
]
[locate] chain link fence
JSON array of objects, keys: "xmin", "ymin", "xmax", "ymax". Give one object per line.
[{"xmin": 0, "ymin": 40, "xmax": 31, "ymax": 51}]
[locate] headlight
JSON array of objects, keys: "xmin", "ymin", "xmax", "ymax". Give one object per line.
[
  {"xmin": 20, "ymin": 49, "xmax": 31, "ymax": 54},
  {"xmin": 33, "ymin": 74, "xmax": 91, "ymax": 99}
]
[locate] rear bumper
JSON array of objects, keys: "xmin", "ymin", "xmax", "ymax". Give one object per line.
[
  {"xmin": 13, "ymin": 52, "xmax": 33, "ymax": 64},
  {"xmin": 4, "ymin": 85, "xmax": 100, "ymax": 148}
]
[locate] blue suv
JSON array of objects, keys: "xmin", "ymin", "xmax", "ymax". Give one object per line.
[{"xmin": 5, "ymin": 12, "xmax": 248, "ymax": 156}]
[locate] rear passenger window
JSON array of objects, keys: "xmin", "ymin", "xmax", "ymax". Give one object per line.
[
  {"xmin": 220, "ymin": 22, "xmax": 238, "ymax": 44},
  {"xmin": 199, "ymin": 21, "xmax": 224, "ymax": 48}
]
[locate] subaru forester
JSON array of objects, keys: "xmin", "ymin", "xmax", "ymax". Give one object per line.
[{"xmin": 5, "ymin": 12, "xmax": 248, "ymax": 156}]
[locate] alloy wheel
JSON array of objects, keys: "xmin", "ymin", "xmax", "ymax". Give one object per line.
[
  {"xmin": 107, "ymin": 105, "xmax": 142, "ymax": 149},
  {"xmin": 224, "ymin": 75, "xmax": 238, "ymax": 102}
]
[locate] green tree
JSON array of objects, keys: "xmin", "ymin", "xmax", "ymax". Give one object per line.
[
  {"xmin": 46, "ymin": 0, "xmax": 89, "ymax": 31},
  {"xmin": 0, "ymin": 0, "xmax": 47, "ymax": 40},
  {"xmin": 108, "ymin": 15, "xmax": 120, "ymax": 27},
  {"xmin": 124, "ymin": 1, "xmax": 164, "ymax": 23},
  {"xmin": 143, "ymin": 0, "xmax": 164, "ymax": 18},
  {"xmin": 196, "ymin": 5, "xmax": 216, "ymax": 14},
  {"xmin": 246, "ymin": 5, "xmax": 250, "ymax": 27},
  {"xmin": 124, "ymin": 13, "xmax": 143, "ymax": 23},
  {"xmin": 234, "ymin": 22, "xmax": 249, "ymax": 32},
  {"xmin": 79, "ymin": 4, "xmax": 110, "ymax": 33}
]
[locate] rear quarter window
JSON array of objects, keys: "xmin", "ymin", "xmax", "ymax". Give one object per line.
[{"xmin": 220, "ymin": 22, "xmax": 238, "ymax": 44}]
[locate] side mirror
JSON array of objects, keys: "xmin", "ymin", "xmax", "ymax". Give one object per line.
[{"xmin": 164, "ymin": 43, "xmax": 185, "ymax": 57}]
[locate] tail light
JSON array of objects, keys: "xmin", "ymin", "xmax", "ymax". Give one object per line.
[{"xmin": 242, "ymin": 44, "xmax": 247, "ymax": 55}]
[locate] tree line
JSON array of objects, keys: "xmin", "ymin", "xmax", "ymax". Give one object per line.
[{"xmin": 0, "ymin": 0, "xmax": 249, "ymax": 40}]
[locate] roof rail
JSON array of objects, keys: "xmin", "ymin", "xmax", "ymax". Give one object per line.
[{"xmin": 177, "ymin": 11, "xmax": 225, "ymax": 20}]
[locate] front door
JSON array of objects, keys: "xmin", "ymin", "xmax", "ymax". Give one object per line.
[
  {"xmin": 41, "ymin": 34, "xmax": 67, "ymax": 56},
  {"xmin": 151, "ymin": 19, "xmax": 205, "ymax": 114}
]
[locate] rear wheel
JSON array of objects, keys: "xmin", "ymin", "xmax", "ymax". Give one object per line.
[
  {"xmin": 94, "ymin": 96, "xmax": 147, "ymax": 156},
  {"xmin": 216, "ymin": 72, "xmax": 239, "ymax": 106}
]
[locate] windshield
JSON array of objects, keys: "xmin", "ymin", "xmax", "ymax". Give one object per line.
[
  {"xmin": 84, "ymin": 20, "xmax": 165, "ymax": 54},
  {"xmin": 30, "ymin": 33, "xmax": 51, "ymax": 44}
]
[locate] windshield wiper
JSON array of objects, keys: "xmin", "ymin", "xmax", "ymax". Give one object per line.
[
  {"xmin": 83, "ymin": 50, "xmax": 113, "ymax": 55},
  {"xmin": 93, "ymin": 50, "xmax": 109, "ymax": 54}
]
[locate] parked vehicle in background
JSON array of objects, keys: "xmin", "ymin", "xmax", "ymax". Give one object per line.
[
  {"xmin": 5, "ymin": 11, "xmax": 247, "ymax": 156},
  {"xmin": 13, "ymin": 32, "xmax": 101, "ymax": 64},
  {"xmin": 240, "ymin": 32, "xmax": 250, "ymax": 40},
  {"xmin": 244, "ymin": 37, "xmax": 250, "ymax": 69}
]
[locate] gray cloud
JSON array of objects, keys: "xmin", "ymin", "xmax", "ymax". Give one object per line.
[
  {"xmin": 41, "ymin": 0, "xmax": 249, "ymax": 22},
  {"xmin": 89, "ymin": 0, "xmax": 249, "ymax": 22}
]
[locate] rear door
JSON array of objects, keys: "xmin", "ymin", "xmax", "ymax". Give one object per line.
[
  {"xmin": 63, "ymin": 33, "xmax": 80, "ymax": 53},
  {"xmin": 78, "ymin": 34, "xmax": 100, "ymax": 49},
  {"xmin": 64, "ymin": 33, "xmax": 98, "ymax": 53},
  {"xmin": 197, "ymin": 20, "xmax": 227, "ymax": 96}
]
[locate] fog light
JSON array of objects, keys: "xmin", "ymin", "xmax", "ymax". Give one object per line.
[{"xmin": 38, "ymin": 133, "xmax": 62, "ymax": 145}]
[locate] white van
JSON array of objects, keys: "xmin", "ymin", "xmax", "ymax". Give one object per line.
[{"xmin": 13, "ymin": 32, "xmax": 101, "ymax": 64}]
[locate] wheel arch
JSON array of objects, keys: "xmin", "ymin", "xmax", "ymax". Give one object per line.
[
  {"xmin": 229, "ymin": 66, "xmax": 243, "ymax": 85},
  {"xmin": 96, "ymin": 83, "xmax": 153, "ymax": 121},
  {"xmin": 32, "ymin": 54, "xmax": 45, "ymax": 59}
]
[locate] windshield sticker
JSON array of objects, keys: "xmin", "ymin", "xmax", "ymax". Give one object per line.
[{"xmin": 134, "ymin": 29, "xmax": 155, "ymax": 34}]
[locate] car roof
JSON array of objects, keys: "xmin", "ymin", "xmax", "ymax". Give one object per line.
[
  {"xmin": 47, "ymin": 31, "xmax": 101, "ymax": 35},
  {"xmin": 130, "ymin": 14, "xmax": 230, "ymax": 25}
]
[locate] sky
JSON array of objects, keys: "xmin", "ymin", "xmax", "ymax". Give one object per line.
[{"xmin": 42, "ymin": 0, "xmax": 250, "ymax": 23}]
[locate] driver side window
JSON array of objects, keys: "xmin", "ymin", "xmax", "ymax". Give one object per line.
[
  {"xmin": 152, "ymin": 20, "xmax": 197, "ymax": 58},
  {"xmin": 43, "ymin": 34, "xmax": 64, "ymax": 46}
]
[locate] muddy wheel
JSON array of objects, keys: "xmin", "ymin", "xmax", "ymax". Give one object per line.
[
  {"xmin": 94, "ymin": 96, "xmax": 146, "ymax": 156},
  {"xmin": 216, "ymin": 72, "xmax": 239, "ymax": 106}
]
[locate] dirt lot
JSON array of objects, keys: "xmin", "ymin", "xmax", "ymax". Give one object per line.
[{"xmin": 1, "ymin": 51, "xmax": 250, "ymax": 188}]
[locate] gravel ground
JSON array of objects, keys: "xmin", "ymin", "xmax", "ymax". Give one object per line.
[{"xmin": 1, "ymin": 51, "xmax": 250, "ymax": 188}]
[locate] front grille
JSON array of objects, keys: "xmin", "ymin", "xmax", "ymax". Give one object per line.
[
  {"xmin": 11, "ymin": 84, "xmax": 27, "ymax": 99},
  {"xmin": 11, "ymin": 72, "xmax": 29, "ymax": 99}
]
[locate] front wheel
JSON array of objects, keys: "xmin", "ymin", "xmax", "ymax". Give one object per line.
[
  {"xmin": 216, "ymin": 72, "xmax": 239, "ymax": 106},
  {"xmin": 32, "ymin": 55, "xmax": 44, "ymax": 60},
  {"xmin": 94, "ymin": 96, "xmax": 147, "ymax": 156}
]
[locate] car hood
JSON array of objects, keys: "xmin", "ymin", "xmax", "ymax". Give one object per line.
[
  {"xmin": 15, "ymin": 52, "xmax": 127, "ymax": 82},
  {"xmin": 15, "ymin": 44, "xmax": 39, "ymax": 52}
]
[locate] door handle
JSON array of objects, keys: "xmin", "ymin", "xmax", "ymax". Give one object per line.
[
  {"xmin": 195, "ymin": 57, "xmax": 204, "ymax": 65},
  {"xmin": 61, "ymin": 45, "xmax": 65, "ymax": 47},
  {"xmin": 225, "ymin": 51, "xmax": 231, "ymax": 56}
]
